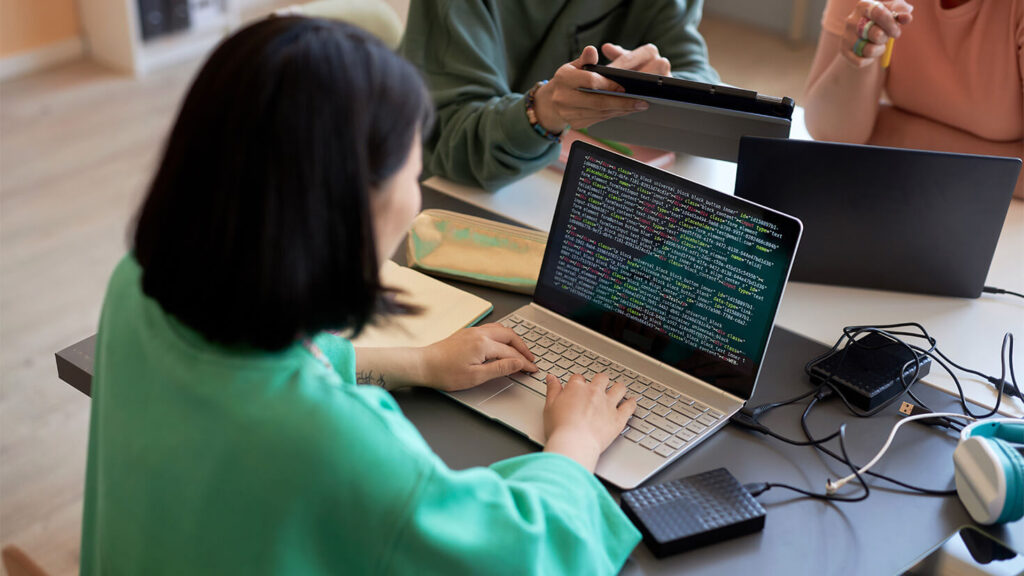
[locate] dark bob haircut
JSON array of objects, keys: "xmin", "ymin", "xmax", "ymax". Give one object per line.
[{"xmin": 133, "ymin": 16, "xmax": 433, "ymax": 351}]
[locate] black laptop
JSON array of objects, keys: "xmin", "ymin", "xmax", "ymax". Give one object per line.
[{"xmin": 734, "ymin": 137, "xmax": 1020, "ymax": 298}]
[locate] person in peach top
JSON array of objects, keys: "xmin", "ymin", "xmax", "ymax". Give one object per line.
[{"xmin": 804, "ymin": 0, "xmax": 1024, "ymax": 199}]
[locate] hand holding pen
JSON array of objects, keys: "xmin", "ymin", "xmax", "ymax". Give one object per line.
[{"xmin": 842, "ymin": 0, "xmax": 913, "ymax": 69}]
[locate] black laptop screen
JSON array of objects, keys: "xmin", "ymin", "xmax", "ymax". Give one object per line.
[{"xmin": 534, "ymin": 142, "xmax": 802, "ymax": 399}]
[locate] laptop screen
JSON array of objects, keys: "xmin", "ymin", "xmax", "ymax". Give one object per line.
[{"xmin": 534, "ymin": 141, "xmax": 802, "ymax": 400}]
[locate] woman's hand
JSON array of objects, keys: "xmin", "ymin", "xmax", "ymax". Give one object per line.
[
  {"xmin": 418, "ymin": 323, "xmax": 538, "ymax": 392},
  {"xmin": 532, "ymin": 45, "xmax": 649, "ymax": 132},
  {"xmin": 841, "ymin": 0, "xmax": 913, "ymax": 68},
  {"xmin": 542, "ymin": 373, "xmax": 636, "ymax": 472}
]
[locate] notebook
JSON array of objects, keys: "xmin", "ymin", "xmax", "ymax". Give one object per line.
[{"xmin": 349, "ymin": 261, "xmax": 493, "ymax": 348}]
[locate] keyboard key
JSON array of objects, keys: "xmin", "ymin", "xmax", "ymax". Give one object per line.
[
  {"xmin": 639, "ymin": 437, "xmax": 661, "ymax": 451},
  {"xmin": 536, "ymin": 337, "xmax": 554, "ymax": 348},
  {"xmin": 637, "ymin": 397, "xmax": 658, "ymax": 410},
  {"xmin": 665, "ymin": 437, "xmax": 686, "ymax": 450},
  {"xmin": 652, "ymin": 404, "xmax": 671, "ymax": 417},
  {"xmin": 575, "ymin": 357, "xmax": 593, "ymax": 368},
  {"xmin": 693, "ymin": 402, "xmax": 709, "ymax": 412},
  {"xmin": 624, "ymin": 369, "xmax": 638, "ymax": 379},
  {"xmin": 634, "ymin": 409, "xmax": 650, "ymax": 419},
  {"xmin": 583, "ymin": 370, "xmax": 597, "ymax": 380},
  {"xmin": 708, "ymin": 409, "xmax": 724, "ymax": 419},
  {"xmin": 536, "ymin": 360, "xmax": 553, "ymax": 371},
  {"xmin": 654, "ymin": 444, "xmax": 675, "ymax": 458},
  {"xmin": 663, "ymin": 388, "xmax": 681, "ymax": 399},
  {"xmin": 543, "ymin": 351, "xmax": 560, "ymax": 363},
  {"xmin": 550, "ymin": 344, "xmax": 567, "ymax": 354},
  {"xmin": 627, "ymin": 383, "xmax": 647, "ymax": 395},
  {"xmin": 650, "ymin": 382, "xmax": 666, "ymax": 392},
  {"xmin": 522, "ymin": 320, "xmax": 534, "ymax": 328},
  {"xmin": 677, "ymin": 405, "xmax": 701, "ymax": 419},
  {"xmin": 564, "ymin": 349, "xmax": 580, "ymax": 360},
  {"xmin": 551, "ymin": 367, "xmax": 567, "ymax": 378},
  {"xmin": 686, "ymin": 421, "xmax": 708, "ymax": 435},
  {"xmin": 556, "ymin": 358, "xmax": 574, "ymax": 370},
  {"xmin": 624, "ymin": 428, "xmax": 646, "ymax": 443},
  {"xmin": 675, "ymin": 429, "xmax": 696, "ymax": 442},
  {"xmin": 512, "ymin": 324, "xmax": 528, "ymax": 335},
  {"xmin": 697, "ymin": 413, "xmax": 717, "ymax": 427},
  {"xmin": 628, "ymin": 418, "xmax": 655, "ymax": 435},
  {"xmin": 646, "ymin": 414, "xmax": 682, "ymax": 434},
  {"xmin": 656, "ymin": 395, "xmax": 676, "ymax": 408},
  {"xmin": 642, "ymin": 388, "xmax": 662, "ymax": 400},
  {"xmin": 509, "ymin": 372, "xmax": 534, "ymax": 386},
  {"xmin": 535, "ymin": 327, "xmax": 547, "ymax": 335},
  {"xmin": 523, "ymin": 332, "xmax": 541, "ymax": 342},
  {"xmin": 584, "ymin": 350, "xmax": 598, "ymax": 360},
  {"xmin": 596, "ymin": 357, "xmax": 611, "ymax": 366},
  {"xmin": 649, "ymin": 429, "xmax": 670, "ymax": 442},
  {"xmin": 677, "ymin": 395, "xmax": 696, "ymax": 406},
  {"xmin": 571, "ymin": 345, "xmax": 585, "ymax": 354},
  {"xmin": 666, "ymin": 412, "xmax": 692, "ymax": 427}
]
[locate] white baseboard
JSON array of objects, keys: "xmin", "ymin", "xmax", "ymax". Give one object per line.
[{"xmin": 0, "ymin": 37, "xmax": 85, "ymax": 82}]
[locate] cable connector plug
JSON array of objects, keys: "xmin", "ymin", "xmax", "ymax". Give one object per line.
[
  {"xmin": 731, "ymin": 410, "xmax": 770, "ymax": 434},
  {"xmin": 742, "ymin": 482, "xmax": 771, "ymax": 497}
]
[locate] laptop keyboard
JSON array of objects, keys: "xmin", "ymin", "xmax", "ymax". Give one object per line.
[{"xmin": 500, "ymin": 315, "xmax": 725, "ymax": 459}]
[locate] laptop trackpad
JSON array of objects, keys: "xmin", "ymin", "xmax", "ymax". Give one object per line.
[
  {"xmin": 479, "ymin": 385, "xmax": 547, "ymax": 444},
  {"xmin": 448, "ymin": 377, "xmax": 513, "ymax": 407}
]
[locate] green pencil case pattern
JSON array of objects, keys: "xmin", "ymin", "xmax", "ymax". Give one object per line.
[{"xmin": 406, "ymin": 209, "xmax": 548, "ymax": 295}]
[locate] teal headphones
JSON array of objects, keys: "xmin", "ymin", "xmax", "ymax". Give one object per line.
[{"xmin": 953, "ymin": 419, "xmax": 1024, "ymax": 525}]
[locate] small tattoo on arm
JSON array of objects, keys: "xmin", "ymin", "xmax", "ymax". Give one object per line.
[{"xmin": 356, "ymin": 370, "xmax": 388, "ymax": 389}]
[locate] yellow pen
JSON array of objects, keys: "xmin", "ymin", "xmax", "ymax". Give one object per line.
[{"xmin": 881, "ymin": 37, "xmax": 895, "ymax": 68}]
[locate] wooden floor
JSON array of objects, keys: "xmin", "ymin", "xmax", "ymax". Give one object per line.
[{"xmin": 0, "ymin": 14, "xmax": 815, "ymax": 575}]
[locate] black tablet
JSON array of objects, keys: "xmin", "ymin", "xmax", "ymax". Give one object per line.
[{"xmin": 583, "ymin": 64, "xmax": 794, "ymax": 120}]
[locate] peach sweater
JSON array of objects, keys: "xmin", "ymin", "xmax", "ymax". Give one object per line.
[{"xmin": 820, "ymin": 0, "xmax": 1023, "ymax": 192}]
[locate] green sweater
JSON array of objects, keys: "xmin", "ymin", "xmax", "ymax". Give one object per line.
[
  {"xmin": 401, "ymin": 0, "xmax": 719, "ymax": 191},
  {"xmin": 80, "ymin": 256, "xmax": 640, "ymax": 574}
]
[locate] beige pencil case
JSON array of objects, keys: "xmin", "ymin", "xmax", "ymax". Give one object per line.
[{"xmin": 406, "ymin": 209, "xmax": 548, "ymax": 294}]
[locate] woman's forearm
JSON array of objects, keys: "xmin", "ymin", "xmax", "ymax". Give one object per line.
[
  {"xmin": 869, "ymin": 106, "xmax": 1024, "ymax": 199},
  {"xmin": 354, "ymin": 347, "xmax": 425, "ymax": 390},
  {"xmin": 804, "ymin": 30, "xmax": 886, "ymax": 143}
]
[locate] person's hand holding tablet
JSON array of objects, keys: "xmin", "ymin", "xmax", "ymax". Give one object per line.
[{"xmin": 531, "ymin": 45, "xmax": 653, "ymax": 132}]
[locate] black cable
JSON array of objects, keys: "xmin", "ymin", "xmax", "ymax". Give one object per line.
[
  {"xmin": 799, "ymin": 396, "xmax": 958, "ymax": 496},
  {"xmin": 743, "ymin": 424, "xmax": 869, "ymax": 502},
  {"xmin": 983, "ymin": 286, "xmax": 1024, "ymax": 300}
]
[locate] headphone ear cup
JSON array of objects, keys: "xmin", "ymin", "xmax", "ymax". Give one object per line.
[
  {"xmin": 988, "ymin": 438, "xmax": 1024, "ymax": 524},
  {"xmin": 955, "ymin": 437, "xmax": 1010, "ymax": 525}
]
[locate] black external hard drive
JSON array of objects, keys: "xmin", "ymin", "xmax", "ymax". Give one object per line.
[
  {"xmin": 620, "ymin": 468, "xmax": 766, "ymax": 557},
  {"xmin": 808, "ymin": 332, "xmax": 931, "ymax": 412}
]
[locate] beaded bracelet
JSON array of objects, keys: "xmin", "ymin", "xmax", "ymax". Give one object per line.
[{"xmin": 525, "ymin": 80, "xmax": 564, "ymax": 142}]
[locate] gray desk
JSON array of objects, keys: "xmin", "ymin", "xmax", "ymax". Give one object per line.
[{"xmin": 55, "ymin": 188, "xmax": 1023, "ymax": 575}]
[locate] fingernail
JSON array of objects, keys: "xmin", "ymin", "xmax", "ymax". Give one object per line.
[
  {"xmin": 635, "ymin": 101, "xmax": 649, "ymax": 110},
  {"xmin": 528, "ymin": 362, "xmax": 538, "ymax": 372}
]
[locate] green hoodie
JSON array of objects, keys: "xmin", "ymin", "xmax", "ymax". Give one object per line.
[{"xmin": 401, "ymin": 0, "xmax": 719, "ymax": 191}]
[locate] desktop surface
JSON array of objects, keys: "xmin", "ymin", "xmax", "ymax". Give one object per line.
[{"xmin": 53, "ymin": 187, "xmax": 1024, "ymax": 575}]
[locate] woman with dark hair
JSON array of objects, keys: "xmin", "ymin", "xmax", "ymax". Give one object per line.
[{"xmin": 80, "ymin": 16, "xmax": 640, "ymax": 575}]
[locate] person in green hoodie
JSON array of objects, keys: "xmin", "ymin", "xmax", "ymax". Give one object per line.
[
  {"xmin": 80, "ymin": 16, "xmax": 641, "ymax": 575},
  {"xmin": 401, "ymin": 0, "xmax": 720, "ymax": 191}
]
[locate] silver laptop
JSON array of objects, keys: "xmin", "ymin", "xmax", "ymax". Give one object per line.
[{"xmin": 448, "ymin": 141, "xmax": 803, "ymax": 489}]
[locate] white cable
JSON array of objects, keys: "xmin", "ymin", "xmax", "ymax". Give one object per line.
[{"xmin": 825, "ymin": 412, "xmax": 977, "ymax": 495}]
